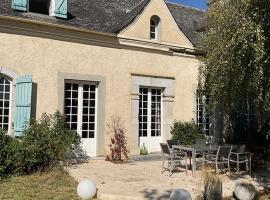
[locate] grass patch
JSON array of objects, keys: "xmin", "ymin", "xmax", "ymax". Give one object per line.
[{"xmin": 0, "ymin": 168, "xmax": 80, "ymax": 200}]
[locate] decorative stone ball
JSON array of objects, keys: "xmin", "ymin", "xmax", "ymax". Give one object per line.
[
  {"xmin": 77, "ymin": 179, "xmax": 97, "ymax": 199},
  {"xmin": 170, "ymin": 188, "xmax": 192, "ymax": 200},
  {"xmin": 233, "ymin": 183, "xmax": 256, "ymax": 200}
]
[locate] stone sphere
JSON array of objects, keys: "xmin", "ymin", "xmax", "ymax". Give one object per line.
[
  {"xmin": 77, "ymin": 179, "xmax": 97, "ymax": 199},
  {"xmin": 233, "ymin": 183, "xmax": 256, "ymax": 200},
  {"xmin": 170, "ymin": 188, "xmax": 192, "ymax": 200}
]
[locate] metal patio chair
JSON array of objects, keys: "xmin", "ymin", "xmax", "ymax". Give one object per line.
[
  {"xmin": 167, "ymin": 139, "xmax": 180, "ymax": 150},
  {"xmin": 160, "ymin": 143, "xmax": 188, "ymax": 176},
  {"xmin": 203, "ymin": 145, "xmax": 233, "ymax": 174},
  {"xmin": 195, "ymin": 138, "xmax": 206, "ymax": 145},
  {"xmin": 195, "ymin": 138, "xmax": 206, "ymax": 158},
  {"xmin": 229, "ymin": 151, "xmax": 251, "ymax": 175}
]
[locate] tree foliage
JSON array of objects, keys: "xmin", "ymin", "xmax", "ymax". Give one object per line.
[{"xmin": 200, "ymin": 0, "xmax": 270, "ymax": 136}]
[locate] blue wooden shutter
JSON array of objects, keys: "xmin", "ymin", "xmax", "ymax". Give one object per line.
[
  {"xmin": 14, "ymin": 75, "xmax": 32, "ymax": 137},
  {"xmin": 55, "ymin": 0, "xmax": 67, "ymax": 19},
  {"xmin": 12, "ymin": 0, "xmax": 28, "ymax": 11}
]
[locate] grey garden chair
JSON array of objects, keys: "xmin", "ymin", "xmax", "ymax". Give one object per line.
[
  {"xmin": 195, "ymin": 138, "xmax": 206, "ymax": 158},
  {"xmin": 195, "ymin": 138, "xmax": 206, "ymax": 145},
  {"xmin": 167, "ymin": 139, "xmax": 180, "ymax": 150},
  {"xmin": 203, "ymin": 145, "xmax": 233, "ymax": 174},
  {"xmin": 160, "ymin": 143, "xmax": 188, "ymax": 176},
  {"xmin": 229, "ymin": 145, "xmax": 251, "ymax": 175}
]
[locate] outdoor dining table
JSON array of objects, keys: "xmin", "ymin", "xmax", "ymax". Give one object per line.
[{"xmin": 172, "ymin": 144, "xmax": 219, "ymax": 173}]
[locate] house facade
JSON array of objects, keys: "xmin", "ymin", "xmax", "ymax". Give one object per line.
[{"xmin": 0, "ymin": 0, "xmax": 205, "ymax": 156}]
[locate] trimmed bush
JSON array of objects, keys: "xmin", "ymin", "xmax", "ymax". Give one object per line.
[{"xmin": 170, "ymin": 121, "xmax": 204, "ymax": 145}]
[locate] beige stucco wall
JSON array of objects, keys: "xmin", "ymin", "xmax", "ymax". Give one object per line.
[
  {"xmin": 119, "ymin": 0, "xmax": 193, "ymax": 47},
  {"xmin": 0, "ymin": 20, "xmax": 199, "ymax": 156}
]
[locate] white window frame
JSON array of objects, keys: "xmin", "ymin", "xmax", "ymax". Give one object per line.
[
  {"xmin": 150, "ymin": 16, "xmax": 160, "ymax": 40},
  {"xmin": 196, "ymin": 91, "xmax": 210, "ymax": 135},
  {"xmin": 0, "ymin": 76, "xmax": 13, "ymax": 134}
]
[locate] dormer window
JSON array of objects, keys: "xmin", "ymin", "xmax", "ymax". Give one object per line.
[
  {"xmin": 150, "ymin": 16, "xmax": 160, "ymax": 40},
  {"xmin": 11, "ymin": 0, "xmax": 67, "ymax": 19}
]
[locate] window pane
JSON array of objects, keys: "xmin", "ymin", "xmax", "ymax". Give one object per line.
[
  {"xmin": 90, "ymin": 92, "xmax": 95, "ymax": 99},
  {"xmin": 65, "ymin": 83, "xmax": 71, "ymax": 90},
  {"xmin": 89, "ymin": 131, "xmax": 95, "ymax": 138},
  {"xmin": 71, "ymin": 123, "xmax": 77, "ymax": 130},
  {"xmin": 83, "ymin": 85, "xmax": 89, "ymax": 91},
  {"xmin": 88, "ymin": 116, "xmax": 94, "ymax": 122},
  {"xmin": 90, "ymin": 100, "xmax": 95, "ymax": 107},
  {"xmin": 90, "ymin": 85, "xmax": 96, "ymax": 91},
  {"xmin": 89, "ymin": 123, "xmax": 94, "ymax": 130},
  {"xmin": 83, "ymin": 92, "xmax": 89, "ymax": 99},
  {"xmin": 65, "ymin": 90, "xmax": 71, "ymax": 98},
  {"xmin": 82, "ymin": 131, "xmax": 88, "ymax": 138}
]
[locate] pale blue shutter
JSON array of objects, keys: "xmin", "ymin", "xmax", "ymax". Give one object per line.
[
  {"xmin": 55, "ymin": 0, "xmax": 67, "ymax": 19},
  {"xmin": 14, "ymin": 75, "xmax": 32, "ymax": 137},
  {"xmin": 12, "ymin": 0, "xmax": 28, "ymax": 11}
]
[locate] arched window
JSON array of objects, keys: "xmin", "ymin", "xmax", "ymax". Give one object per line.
[
  {"xmin": 0, "ymin": 75, "xmax": 12, "ymax": 131},
  {"xmin": 150, "ymin": 16, "xmax": 160, "ymax": 40}
]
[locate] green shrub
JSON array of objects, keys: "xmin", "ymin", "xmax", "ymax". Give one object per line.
[
  {"xmin": 0, "ymin": 130, "xmax": 21, "ymax": 177},
  {"xmin": 0, "ymin": 111, "xmax": 81, "ymax": 177},
  {"xmin": 20, "ymin": 111, "xmax": 80, "ymax": 173},
  {"xmin": 170, "ymin": 121, "xmax": 204, "ymax": 145}
]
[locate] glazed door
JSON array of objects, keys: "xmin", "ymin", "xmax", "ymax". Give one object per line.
[
  {"xmin": 139, "ymin": 88, "xmax": 162, "ymax": 152},
  {"xmin": 64, "ymin": 82, "xmax": 97, "ymax": 156}
]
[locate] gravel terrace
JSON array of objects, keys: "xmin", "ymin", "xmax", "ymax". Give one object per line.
[{"xmin": 67, "ymin": 160, "xmax": 268, "ymax": 200}]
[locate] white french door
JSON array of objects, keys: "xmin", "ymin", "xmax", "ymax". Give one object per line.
[
  {"xmin": 139, "ymin": 87, "xmax": 162, "ymax": 152},
  {"xmin": 64, "ymin": 82, "xmax": 98, "ymax": 156}
]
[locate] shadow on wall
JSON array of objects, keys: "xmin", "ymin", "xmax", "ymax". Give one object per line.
[{"xmin": 141, "ymin": 189, "xmax": 172, "ymax": 200}]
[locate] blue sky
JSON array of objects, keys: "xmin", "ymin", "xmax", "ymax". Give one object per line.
[{"xmin": 168, "ymin": 0, "xmax": 207, "ymax": 10}]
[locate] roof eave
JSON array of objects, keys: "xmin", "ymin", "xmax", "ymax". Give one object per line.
[{"xmin": 0, "ymin": 14, "xmax": 117, "ymax": 37}]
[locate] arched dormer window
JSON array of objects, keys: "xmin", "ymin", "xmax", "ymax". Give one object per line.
[{"xmin": 150, "ymin": 16, "xmax": 160, "ymax": 40}]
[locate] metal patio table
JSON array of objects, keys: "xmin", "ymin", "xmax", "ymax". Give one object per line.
[{"xmin": 172, "ymin": 144, "xmax": 219, "ymax": 173}]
